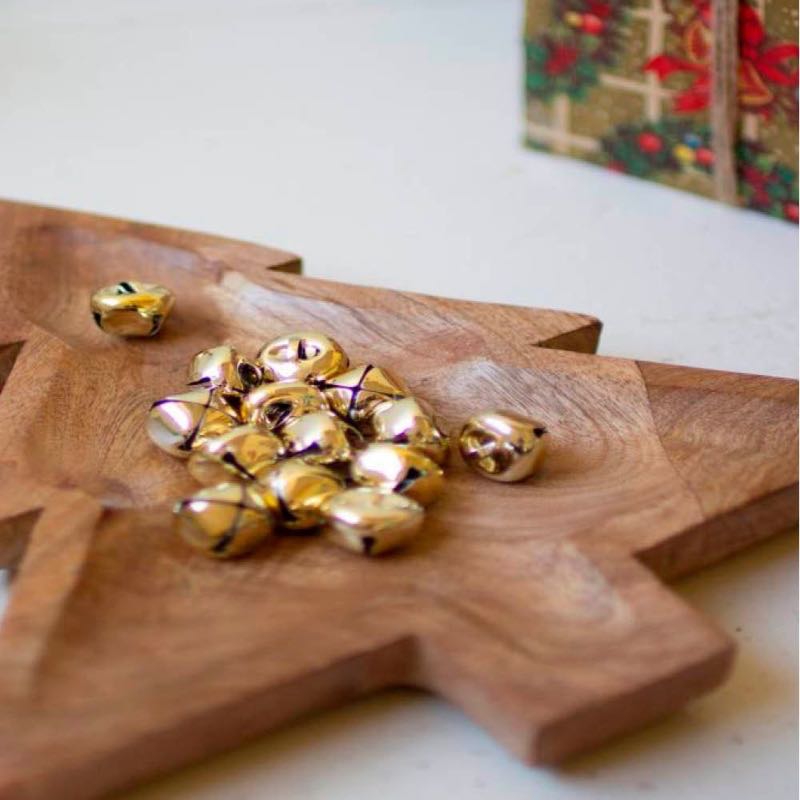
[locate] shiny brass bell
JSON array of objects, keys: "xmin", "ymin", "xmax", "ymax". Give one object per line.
[
  {"xmin": 350, "ymin": 443, "xmax": 444, "ymax": 506},
  {"xmin": 187, "ymin": 425, "xmax": 284, "ymax": 485},
  {"xmin": 280, "ymin": 410, "xmax": 363, "ymax": 466},
  {"xmin": 458, "ymin": 410, "xmax": 547, "ymax": 482},
  {"xmin": 256, "ymin": 331, "xmax": 349, "ymax": 384},
  {"xmin": 188, "ymin": 345, "xmax": 262, "ymax": 395},
  {"xmin": 91, "ymin": 280, "xmax": 174, "ymax": 337},
  {"xmin": 258, "ymin": 459, "xmax": 345, "ymax": 530},
  {"xmin": 324, "ymin": 487, "xmax": 424, "ymax": 555},
  {"xmin": 370, "ymin": 397, "xmax": 450, "ymax": 465},
  {"xmin": 173, "ymin": 482, "xmax": 277, "ymax": 558},
  {"xmin": 322, "ymin": 364, "xmax": 407, "ymax": 425},
  {"xmin": 242, "ymin": 381, "xmax": 329, "ymax": 431},
  {"xmin": 147, "ymin": 388, "xmax": 239, "ymax": 457}
]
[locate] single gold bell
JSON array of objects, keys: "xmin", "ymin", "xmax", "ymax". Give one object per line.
[
  {"xmin": 187, "ymin": 425, "xmax": 284, "ymax": 485},
  {"xmin": 370, "ymin": 397, "xmax": 450, "ymax": 465},
  {"xmin": 258, "ymin": 459, "xmax": 345, "ymax": 530},
  {"xmin": 91, "ymin": 280, "xmax": 174, "ymax": 337},
  {"xmin": 242, "ymin": 381, "xmax": 329, "ymax": 431},
  {"xmin": 324, "ymin": 487, "xmax": 424, "ymax": 555},
  {"xmin": 322, "ymin": 364, "xmax": 407, "ymax": 425},
  {"xmin": 350, "ymin": 443, "xmax": 444, "ymax": 506},
  {"xmin": 188, "ymin": 345, "xmax": 263, "ymax": 395},
  {"xmin": 458, "ymin": 410, "xmax": 547, "ymax": 482},
  {"xmin": 280, "ymin": 410, "xmax": 363, "ymax": 466},
  {"xmin": 256, "ymin": 331, "xmax": 349, "ymax": 383},
  {"xmin": 174, "ymin": 482, "xmax": 276, "ymax": 558},
  {"xmin": 147, "ymin": 388, "xmax": 239, "ymax": 457}
]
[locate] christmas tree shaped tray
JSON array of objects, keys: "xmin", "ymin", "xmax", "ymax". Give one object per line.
[{"xmin": 0, "ymin": 199, "xmax": 796, "ymax": 800}]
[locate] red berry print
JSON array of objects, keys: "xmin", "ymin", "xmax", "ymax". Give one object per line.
[
  {"xmin": 637, "ymin": 132, "xmax": 663, "ymax": 153},
  {"xmin": 582, "ymin": 14, "xmax": 604, "ymax": 34},
  {"xmin": 695, "ymin": 147, "xmax": 715, "ymax": 166}
]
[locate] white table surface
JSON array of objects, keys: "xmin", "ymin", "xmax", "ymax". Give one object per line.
[{"xmin": 1, "ymin": 1, "xmax": 797, "ymax": 798}]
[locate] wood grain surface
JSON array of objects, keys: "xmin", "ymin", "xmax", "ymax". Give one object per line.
[{"xmin": 0, "ymin": 199, "xmax": 795, "ymax": 800}]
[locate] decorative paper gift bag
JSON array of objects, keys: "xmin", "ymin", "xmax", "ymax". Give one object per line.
[{"xmin": 524, "ymin": 0, "xmax": 799, "ymax": 222}]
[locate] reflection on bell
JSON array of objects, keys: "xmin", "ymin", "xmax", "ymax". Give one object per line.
[
  {"xmin": 280, "ymin": 410, "xmax": 363, "ymax": 466},
  {"xmin": 257, "ymin": 459, "xmax": 345, "ymax": 530},
  {"xmin": 350, "ymin": 443, "xmax": 443, "ymax": 506},
  {"xmin": 173, "ymin": 482, "xmax": 276, "ymax": 558},
  {"xmin": 188, "ymin": 345, "xmax": 262, "ymax": 394},
  {"xmin": 242, "ymin": 381, "xmax": 329, "ymax": 431},
  {"xmin": 257, "ymin": 331, "xmax": 349, "ymax": 383},
  {"xmin": 370, "ymin": 397, "xmax": 450, "ymax": 465},
  {"xmin": 91, "ymin": 280, "xmax": 174, "ymax": 337},
  {"xmin": 458, "ymin": 410, "xmax": 547, "ymax": 482},
  {"xmin": 187, "ymin": 425, "xmax": 284, "ymax": 485},
  {"xmin": 322, "ymin": 364, "xmax": 407, "ymax": 425},
  {"xmin": 324, "ymin": 487, "xmax": 424, "ymax": 555},
  {"xmin": 147, "ymin": 389, "xmax": 239, "ymax": 457}
]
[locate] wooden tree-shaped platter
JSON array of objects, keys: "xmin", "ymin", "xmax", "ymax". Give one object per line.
[{"xmin": 0, "ymin": 199, "xmax": 796, "ymax": 800}]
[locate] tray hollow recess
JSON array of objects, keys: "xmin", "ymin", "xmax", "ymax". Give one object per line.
[{"xmin": 0, "ymin": 199, "xmax": 796, "ymax": 800}]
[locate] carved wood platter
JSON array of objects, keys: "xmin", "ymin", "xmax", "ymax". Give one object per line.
[{"xmin": 0, "ymin": 200, "xmax": 796, "ymax": 800}]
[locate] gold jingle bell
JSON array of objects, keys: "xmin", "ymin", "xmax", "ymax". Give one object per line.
[
  {"xmin": 370, "ymin": 397, "xmax": 450, "ymax": 465},
  {"xmin": 174, "ymin": 482, "xmax": 276, "ymax": 558},
  {"xmin": 258, "ymin": 459, "xmax": 345, "ymax": 530},
  {"xmin": 242, "ymin": 381, "xmax": 329, "ymax": 431},
  {"xmin": 458, "ymin": 410, "xmax": 547, "ymax": 482},
  {"xmin": 91, "ymin": 280, "xmax": 174, "ymax": 337},
  {"xmin": 350, "ymin": 443, "xmax": 444, "ymax": 506},
  {"xmin": 147, "ymin": 388, "xmax": 239, "ymax": 457},
  {"xmin": 322, "ymin": 364, "xmax": 407, "ymax": 425},
  {"xmin": 187, "ymin": 424, "xmax": 284, "ymax": 485},
  {"xmin": 188, "ymin": 345, "xmax": 263, "ymax": 395},
  {"xmin": 280, "ymin": 410, "xmax": 363, "ymax": 466},
  {"xmin": 256, "ymin": 331, "xmax": 349, "ymax": 384},
  {"xmin": 324, "ymin": 487, "xmax": 424, "ymax": 556}
]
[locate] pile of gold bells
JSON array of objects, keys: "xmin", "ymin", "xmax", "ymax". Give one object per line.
[{"xmin": 147, "ymin": 332, "xmax": 451, "ymax": 558}]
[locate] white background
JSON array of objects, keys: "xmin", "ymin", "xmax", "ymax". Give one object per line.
[{"xmin": 1, "ymin": 1, "xmax": 797, "ymax": 798}]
